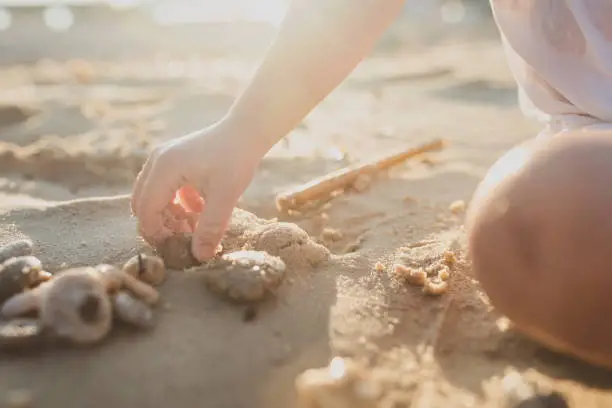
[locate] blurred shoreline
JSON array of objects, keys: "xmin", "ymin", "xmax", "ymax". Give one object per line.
[{"xmin": 0, "ymin": 1, "xmax": 497, "ymax": 65}]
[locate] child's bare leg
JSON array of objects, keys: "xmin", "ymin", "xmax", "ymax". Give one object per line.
[{"xmin": 466, "ymin": 129, "xmax": 612, "ymax": 369}]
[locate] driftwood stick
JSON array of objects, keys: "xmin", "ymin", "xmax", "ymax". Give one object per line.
[{"xmin": 275, "ymin": 138, "xmax": 445, "ymax": 212}]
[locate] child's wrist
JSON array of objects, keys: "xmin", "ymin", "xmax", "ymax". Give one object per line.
[{"xmin": 220, "ymin": 110, "xmax": 283, "ymax": 154}]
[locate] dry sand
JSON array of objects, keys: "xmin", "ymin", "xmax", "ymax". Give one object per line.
[{"xmin": 1, "ymin": 13, "xmax": 612, "ymax": 408}]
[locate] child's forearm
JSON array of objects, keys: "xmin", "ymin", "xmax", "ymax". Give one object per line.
[{"xmin": 224, "ymin": 0, "xmax": 406, "ymax": 152}]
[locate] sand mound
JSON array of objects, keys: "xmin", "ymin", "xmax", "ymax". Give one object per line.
[
  {"xmin": 248, "ymin": 222, "xmax": 330, "ymax": 269},
  {"xmin": 156, "ymin": 208, "xmax": 331, "ymax": 272},
  {"xmin": 219, "ymin": 209, "xmax": 331, "ymax": 270},
  {"xmin": 0, "ymin": 133, "xmax": 148, "ymax": 188}
]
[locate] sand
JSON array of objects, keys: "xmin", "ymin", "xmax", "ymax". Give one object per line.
[{"xmin": 1, "ymin": 11, "xmax": 612, "ymax": 408}]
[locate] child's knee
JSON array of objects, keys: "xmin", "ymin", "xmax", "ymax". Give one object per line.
[{"xmin": 466, "ymin": 131, "xmax": 612, "ymax": 368}]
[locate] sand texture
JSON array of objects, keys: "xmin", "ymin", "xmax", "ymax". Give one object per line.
[{"xmin": 1, "ymin": 12, "xmax": 611, "ymax": 408}]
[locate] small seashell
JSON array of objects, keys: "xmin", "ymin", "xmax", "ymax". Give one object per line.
[
  {"xmin": 122, "ymin": 253, "xmax": 166, "ymax": 286},
  {"xmin": 443, "ymin": 250, "xmax": 456, "ymax": 266},
  {"xmin": 41, "ymin": 270, "xmax": 113, "ymax": 344},
  {"xmin": 449, "ymin": 200, "xmax": 466, "ymax": 214},
  {"xmin": 201, "ymin": 250, "xmax": 286, "ymax": 302},
  {"xmin": 0, "ymin": 318, "xmax": 45, "ymax": 351},
  {"xmin": 394, "ymin": 264, "xmax": 427, "ymax": 286},
  {"xmin": 1, "ymin": 269, "xmax": 113, "ymax": 345},
  {"xmin": 0, "ymin": 240, "xmax": 33, "ymax": 265},
  {"xmin": 423, "ymin": 278, "xmax": 448, "ymax": 296},
  {"xmin": 438, "ymin": 267, "xmax": 450, "ymax": 281},
  {"xmin": 95, "ymin": 264, "xmax": 160, "ymax": 306},
  {"xmin": 112, "ymin": 291, "xmax": 155, "ymax": 329},
  {"xmin": 0, "ymin": 256, "xmax": 44, "ymax": 306}
]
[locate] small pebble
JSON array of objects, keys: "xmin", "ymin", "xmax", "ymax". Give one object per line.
[
  {"xmin": 112, "ymin": 291, "xmax": 155, "ymax": 329},
  {"xmin": 374, "ymin": 262, "xmax": 385, "ymax": 272},
  {"xmin": 156, "ymin": 234, "xmax": 200, "ymax": 270},
  {"xmin": 0, "ymin": 256, "xmax": 44, "ymax": 305},
  {"xmin": 122, "ymin": 253, "xmax": 166, "ymax": 286},
  {"xmin": 156, "ymin": 234, "xmax": 222, "ymax": 270},
  {"xmin": 449, "ymin": 200, "xmax": 466, "ymax": 214},
  {"xmin": 0, "ymin": 319, "xmax": 45, "ymax": 351}
]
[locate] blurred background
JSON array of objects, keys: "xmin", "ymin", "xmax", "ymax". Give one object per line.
[
  {"xmin": 0, "ymin": 0, "xmax": 530, "ymax": 211},
  {"xmin": 0, "ymin": 0, "xmax": 495, "ymax": 63}
]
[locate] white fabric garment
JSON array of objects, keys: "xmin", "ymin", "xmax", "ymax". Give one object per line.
[{"xmin": 489, "ymin": 0, "xmax": 612, "ymax": 135}]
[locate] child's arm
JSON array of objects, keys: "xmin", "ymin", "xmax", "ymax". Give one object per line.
[
  {"xmin": 224, "ymin": 0, "xmax": 406, "ymax": 153},
  {"xmin": 132, "ymin": 0, "xmax": 406, "ymax": 257}
]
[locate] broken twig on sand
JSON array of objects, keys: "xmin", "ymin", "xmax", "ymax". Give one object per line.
[{"xmin": 275, "ymin": 139, "xmax": 445, "ymax": 213}]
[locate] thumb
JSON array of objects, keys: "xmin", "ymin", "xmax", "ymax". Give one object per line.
[{"xmin": 191, "ymin": 187, "xmax": 237, "ymax": 261}]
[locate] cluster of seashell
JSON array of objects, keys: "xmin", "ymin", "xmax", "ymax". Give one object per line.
[
  {"xmin": 393, "ymin": 250, "xmax": 457, "ymax": 296},
  {"xmin": 0, "ymin": 239, "xmax": 166, "ymax": 349}
]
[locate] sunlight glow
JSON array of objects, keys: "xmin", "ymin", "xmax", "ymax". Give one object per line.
[
  {"xmin": 151, "ymin": 0, "xmax": 287, "ymax": 26},
  {"xmin": 328, "ymin": 357, "xmax": 346, "ymax": 380},
  {"xmin": 43, "ymin": 5, "xmax": 74, "ymax": 31},
  {"xmin": 0, "ymin": 7, "xmax": 11, "ymax": 31},
  {"xmin": 107, "ymin": 0, "xmax": 143, "ymax": 10}
]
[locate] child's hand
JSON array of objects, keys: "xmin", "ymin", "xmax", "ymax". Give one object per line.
[{"xmin": 131, "ymin": 120, "xmax": 263, "ymax": 261}]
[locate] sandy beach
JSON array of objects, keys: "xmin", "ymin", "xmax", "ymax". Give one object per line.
[{"xmin": 1, "ymin": 5, "xmax": 611, "ymax": 407}]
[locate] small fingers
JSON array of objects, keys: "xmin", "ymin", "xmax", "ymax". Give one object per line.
[
  {"xmin": 191, "ymin": 187, "xmax": 238, "ymax": 261},
  {"xmin": 131, "ymin": 153, "xmax": 156, "ymax": 217},
  {"xmin": 130, "ymin": 158, "xmax": 153, "ymax": 216},
  {"xmin": 136, "ymin": 150, "xmax": 183, "ymax": 246}
]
